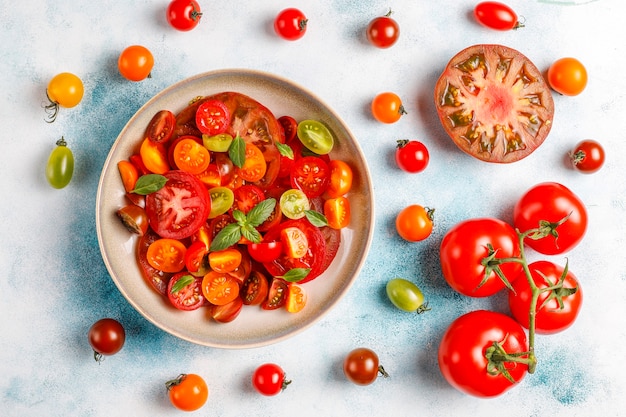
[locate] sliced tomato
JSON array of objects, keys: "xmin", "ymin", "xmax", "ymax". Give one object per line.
[
  {"xmin": 184, "ymin": 240, "xmax": 209, "ymax": 273},
  {"xmin": 130, "ymin": 153, "xmax": 150, "ymax": 175},
  {"xmin": 290, "ymin": 156, "xmax": 330, "ymax": 198},
  {"xmin": 286, "ymin": 282, "xmax": 307, "ymax": 313},
  {"xmin": 167, "ymin": 135, "xmax": 202, "ymax": 170},
  {"xmin": 145, "ymin": 170, "xmax": 211, "ymax": 240},
  {"xmin": 173, "ymin": 137, "xmax": 211, "ymax": 175},
  {"xmin": 226, "ymin": 249, "xmax": 252, "ymax": 285},
  {"xmin": 319, "ymin": 225, "xmax": 341, "ymax": 272},
  {"xmin": 232, "ymin": 184, "xmax": 265, "ymax": 214},
  {"xmin": 262, "ymin": 278, "xmax": 289, "ymax": 310},
  {"xmin": 237, "ymin": 142, "xmax": 267, "ymax": 182},
  {"xmin": 146, "ymin": 110, "xmax": 176, "ymax": 144},
  {"xmin": 146, "ymin": 238, "xmax": 187, "ymax": 273},
  {"xmin": 241, "ymin": 270, "xmax": 269, "ymax": 305},
  {"xmin": 140, "ymin": 138, "xmax": 169, "ymax": 174},
  {"xmin": 281, "ymin": 226, "xmax": 309, "ymax": 258},
  {"xmin": 118, "ymin": 160, "xmax": 139, "ymax": 193},
  {"xmin": 324, "ymin": 196, "xmax": 351, "ymax": 229},
  {"xmin": 262, "ymin": 219, "xmax": 326, "ymax": 283},
  {"xmin": 209, "ymin": 297, "xmax": 243, "ymax": 323},
  {"xmin": 195, "ymin": 163, "xmax": 222, "ymax": 188},
  {"xmin": 247, "ymin": 241, "xmax": 283, "ymax": 263},
  {"xmin": 137, "ymin": 229, "xmax": 173, "ymax": 295},
  {"xmin": 201, "ymin": 271, "xmax": 240, "ymax": 306},
  {"xmin": 167, "ymin": 272, "xmax": 205, "ymax": 311},
  {"xmin": 208, "ymin": 248, "xmax": 242, "ymax": 273},
  {"xmin": 213, "ymin": 152, "xmax": 235, "ymax": 186},
  {"xmin": 195, "ymin": 99, "xmax": 230, "ymax": 136}
]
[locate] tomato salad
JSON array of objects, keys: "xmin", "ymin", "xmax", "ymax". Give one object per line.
[{"xmin": 115, "ymin": 91, "xmax": 353, "ymax": 323}]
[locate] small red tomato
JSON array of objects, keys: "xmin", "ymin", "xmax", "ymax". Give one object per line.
[
  {"xmin": 252, "ymin": 363, "xmax": 291, "ymax": 396},
  {"xmin": 274, "ymin": 8, "xmax": 308, "ymax": 41},
  {"xmin": 395, "ymin": 140, "xmax": 429, "ymax": 173},
  {"xmin": 166, "ymin": 0, "xmax": 202, "ymax": 31},
  {"xmin": 87, "ymin": 318, "xmax": 125, "ymax": 362},
  {"xmin": 474, "ymin": 1, "xmax": 521, "ymax": 31},
  {"xmin": 570, "ymin": 139, "xmax": 605, "ymax": 173},
  {"xmin": 366, "ymin": 10, "xmax": 400, "ymax": 48},
  {"xmin": 343, "ymin": 347, "xmax": 389, "ymax": 385}
]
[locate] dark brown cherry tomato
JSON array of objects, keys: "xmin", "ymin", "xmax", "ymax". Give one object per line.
[
  {"xmin": 88, "ymin": 318, "xmax": 125, "ymax": 362},
  {"xmin": 366, "ymin": 11, "xmax": 400, "ymax": 48},
  {"xmin": 343, "ymin": 347, "xmax": 389, "ymax": 385},
  {"xmin": 146, "ymin": 110, "xmax": 176, "ymax": 144}
]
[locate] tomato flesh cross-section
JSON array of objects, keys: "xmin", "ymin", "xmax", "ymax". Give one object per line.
[{"xmin": 434, "ymin": 44, "xmax": 554, "ymax": 163}]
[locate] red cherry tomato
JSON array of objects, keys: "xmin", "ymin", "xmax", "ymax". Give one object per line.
[
  {"xmin": 167, "ymin": 273, "xmax": 205, "ymax": 311},
  {"xmin": 247, "ymin": 241, "xmax": 283, "ymax": 263},
  {"xmin": 474, "ymin": 1, "xmax": 521, "ymax": 31},
  {"xmin": 290, "ymin": 156, "xmax": 330, "ymax": 198},
  {"xmin": 395, "ymin": 140, "xmax": 429, "ymax": 173},
  {"xmin": 366, "ymin": 11, "xmax": 400, "ymax": 48},
  {"xmin": 343, "ymin": 347, "xmax": 388, "ymax": 385},
  {"xmin": 88, "ymin": 318, "xmax": 125, "ymax": 362},
  {"xmin": 252, "ymin": 363, "xmax": 290, "ymax": 396},
  {"xmin": 146, "ymin": 110, "xmax": 176, "ymax": 144},
  {"xmin": 274, "ymin": 8, "xmax": 308, "ymax": 41},
  {"xmin": 166, "ymin": 0, "xmax": 202, "ymax": 31},
  {"xmin": 195, "ymin": 99, "xmax": 230, "ymax": 136},
  {"xmin": 570, "ymin": 139, "xmax": 605, "ymax": 173}
]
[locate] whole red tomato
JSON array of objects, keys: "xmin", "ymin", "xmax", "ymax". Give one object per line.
[
  {"xmin": 438, "ymin": 310, "xmax": 529, "ymax": 398},
  {"xmin": 439, "ymin": 218, "xmax": 522, "ymax": 297},
  {"xmin": 434, "ymin": 44, "xmax": 554, "ymax": 163},
  {"xmin": 508, "ymin": 261, "xmax": 583, "ymax": 334},
  {"xmin": 570, "ymin": 139, "xmax": 605, "ymax": 173},
  {"xmin": 274, "ymin": 8, "xmax": 308, "ymax": 41},
  {"xmin": 167, "ymin": 0, "xmax": 202, "ymax": 31},
  {"xmin": 513, "ymin": 182, "xmax": 587, "ymax": 255},
  {"xmin": 366, "ymin": 11, "xmax": 400, "ymax": 48}
]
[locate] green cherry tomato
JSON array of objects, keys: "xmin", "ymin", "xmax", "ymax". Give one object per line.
[
  {"xmin": 46, "ymin": 137, "xmax": 74, "ymax": 189},
  {"xmin": 202, "ymin": 133, "xmax": 233, "ymax": 152},
  {"xmin": 280, "ymin": 189, "xmax": 310, "ymax": 219},
  {"xmin": 297, "ymin": 120, "xmax": 334, "ymax": 155},
  {"xmin": 386, "ymin": 278, "xmax": 429, "ymax": 313},
  {"xmin": 208, "ymin": 186, "xmax": 234, "ymax": 218}
]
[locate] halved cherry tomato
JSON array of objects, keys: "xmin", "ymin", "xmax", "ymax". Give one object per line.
[
  {"xmin": 195, "ymin": 99, "xmax": 230, "ymax": 136},
  {"xmin": 209, "ymin": 297, "xmax": 243, "ymax": 323},
  {"xmin": 173, "ymin": 137, "xmax": 211, "ymax": 175},
  {"xmin": 140, "ymin": 138, "xmax": 169, "ymax": 174},
  {"xmin": 280, "ymin": 189, "xmax": 310, "ymax": 219},
  {"xmin": 146, "ymin": 238, "xmax": 187, "ymax": 273},
  {"xmin": 237, "ymin": 143, "xmax": 267, "ymax": 182},
  {"xmin": 129, "ymin": 153, "xmax": 150, "ymax": 175},
  {"xmin": 208, "ymin": 186, "xmax": 234, "ymax": 218},
  {"xmin": 226, "ymin": 249, "xmax": 252, "ymax": 285},
  {"xmin": 167, "ymin": 273, "xmax": 205, "ymax": 311},
  {"xmin": 117, "ymin": 160, "xmax": 140, "ymax": 193},
  {"xmin": 281, "ymin": 226, "xmax": 309, "ymax": 259},
  {"xmin": 201, "ymin": 271, "xmax": 240, "ymax": 305},
  {"xmin": 324, "ymin": 196, "xmax": 351, "ymax": 229},
  {"xmin": 286, "ymin": 283, "xmax": 307, "ymax": 313},
  {"xmin": 241, "ymin": 270, "xmax": 269, "ymax": 305},
  {"xmin": 137, "ymin": 230, "xmax": 173, "ymax": 295},
  {"xmin": 290, "ymin": 156, "xmax": 330, "ymax": 198},
  {"xmin": 116, "ymin": 204, "xmax": 149, "ymax": 235},
  {"xmin": 248, "ymin": 241, "xmax": 283, "ymax": 263},
  {"xmin": 278, "ymin": 115, "xmax": 298, "ymax": 143},
  {"xmin": 203, "ymin": 133, "xmax": 233, "ymax": 152},
  {"xmin": 326, "ymin": 160, "xmax": 353, "ymax": 198},
  {"xmin": 195, "ymin": 163, "xmax": 222, "ymax": 188},
  {"xmin": 184, "ymin": 240, "xmax": 209, "ymax": 273},
  {"xmin": 232, "ymin": 184, "xmax": 265, "ymax": 214},
  {"xmin": 146, "ymin": 110, "xmax": 176, "ymax": 144},
  {"xmin": 208, "ymin": 248, "xmax": 243, "ymax": 273},
  {"xmin": 262, "ymin": 278, "xmax": 289, "ymax": 310}
]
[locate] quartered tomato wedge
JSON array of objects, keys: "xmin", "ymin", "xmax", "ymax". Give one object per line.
[
  {"xmin": 184, "ymin": 240, "xmax": 208, "ymax": 273},
  {"xmin": 290, "ymin": 156, "xmax": 330, "ymax": 198},
  {"xmin": 195, "ymin": 99, "xmax": 230, "ymax": 136},
  {"xmin": 145, "ymin": 170, "xmax": 211, "ymax": 240},
  {"xmin": 281, "ymin": 226, "xmax": 309, "ymax": 258},
  {"xmin": 137, "ymin": 229, "xmax": 173, "ymax": 295},
  {"xmin": 262, "ymin": 219, "xmax": 326, "ymax": 283},
  {"xmin": 262, "ymin": 278, "xmax": 289, "ymax": 310},
  {"xmin": 140, "ymin": 138, "xmax": 169, "ymax": 174},
  {"xmin": 167, "ymin": 273, "xmax": 205, "ymax": 311},
  {"xmin": 286, "ymin": 282, "xmax": 307, "ymax": 313}
]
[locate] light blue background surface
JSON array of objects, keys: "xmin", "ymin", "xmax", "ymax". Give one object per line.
[{"xmin": 1, "ymin": 1, "xmax": 625, "ymax": 416}]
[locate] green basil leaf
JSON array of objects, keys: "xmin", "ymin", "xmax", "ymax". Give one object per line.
[
  {"xmin": 281, "ymin": 268, "xmax": 311, "ymax": 283},
  {"xmin": 241, "ymin": 224, "xmax": 262, "ymax": 244},
  {"xmin": 170, "ymin": 274, "xmax": 195, "ymax": 294},
  {"xmin": 305, "ymin": 210, "xmax": 328, "ymax": 227},
  {"xmin": 131, "ymin": 174, "xmax": 167, "ymax": 195},
  {"xmin": 276, "ymin": 142, "xmax": 294, "ymax": 159},
  {"xmin": 209, "ymin": 223, "xmax": 242, "ymax": 251},
  {"xmin": 232, "ymin": 209, "xmax": 247, "ymax": 225},
  {"xmin": 247, "ymin": 198, "xmax": 277, "ymax": 227},
  {"xmin": 228, "ymin": 134, "xmax": 246, "ymax": 168}
]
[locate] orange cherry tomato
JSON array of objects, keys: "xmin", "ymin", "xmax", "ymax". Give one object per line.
[
  {"xmin": 324, "ymin": 196, "xmax": 351, "ymax": 229},
  {"xmin": 201, "ymin": 271, "xmax": 240, "ymax": 305},
  {"xmin": 237, "ymin": 143, "xmax": 267, "ymax": 182},
  {"xmin": 173, "ymin": 137, "xmax": 211, "ymax": 175},
  {"xmin": 146, "ymin": 238, "xmax": 187, "ymax": 273},
  {"xmin": 140, "ymin": 138, "xmax": 169, "ymax": 174},
  {"xmin": 117, "ymin": 160, "xmax": 139, "ymax": 193},
  {"xmin": 547, "ymin": 57, "xmax": 588, "ymax": 96},
  {"xmin": 286, "ymin": 282, "xmax": 307, "ymax": 313},
  {"xmin": 166, "ymin": 373, "xmax": 209, "ymax": 412},
  {"xmin": 208, "ymin": 248, "xmax": 243, "ymax": 273},
  {"xmin": 371, "ymin": 92, "xmax": 406, "ymax": 123},
  {"xmin": 326, "ymin": 160, "xmax": 353, "ymax": 198},
  {"xmin": 395, "ymin": 204, "xmax": 434, "ymax": 242},
  {"xmin": 280, "ymin": 226, "xmax": 309, "ymax": 259},
  {"xmin": 118, "ymin": 45, "xmax": 154, "ymax": 82}
]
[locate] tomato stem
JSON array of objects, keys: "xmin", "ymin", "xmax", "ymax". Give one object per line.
[{"xmin": 378, "ymin": 365, "xmax": 390, "ymax": 379}]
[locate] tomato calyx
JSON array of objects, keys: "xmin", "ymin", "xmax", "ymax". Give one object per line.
[
  {"xmin": 479, "ymin": 243, "xmax": 516, "ymax": 293},
  {"xmin": 524, "ymin": 213, "xmax": 571, "ymax": 250},
  {"xmin": 165, "ymin": 374, "xmax": 187, "ymax": 391},
  {"xmin": 485, "ymin": 335, "xmax": 535, "ymax": 380}
]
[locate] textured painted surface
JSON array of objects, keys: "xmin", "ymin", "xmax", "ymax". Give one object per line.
[{"xmin": 1, "ymin": 1, "xmax": 625, "ymax": 416}]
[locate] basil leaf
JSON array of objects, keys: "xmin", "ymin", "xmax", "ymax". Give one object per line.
[
  {"xmin": 241, "ymin": 224, "xmax": 262, "ymax": 244},
  {"xmin": 131, "ymin": 174, "xmax": 167, "ymax": 195},
  {"xmin": 281, "ymin": 268, "xmax": 311, "ymax": 283},
  {"xmin": 170, "ymin": 274, "xmax": 195, "ymax": 294},
  {"xmin": 228, "ymin": 134, "xmax": 246, "ymax": 168},
  {"xmin": 232, "ymin": 209, "xmax": 247, "ymax": 225},
  {"xmin": 247, "ymin": 198, "xmax": 277, "ymax": 227},
  {"xmin": 276, "ymin": 142, "xmax": 294, "ymax": 159},
  {"xmin": 305, "ymin": 210, "xmax": 328, "ymax": 227},
  {"xmin": 210, "ymin": 223, "xmax": 242, "ymax": 251}
]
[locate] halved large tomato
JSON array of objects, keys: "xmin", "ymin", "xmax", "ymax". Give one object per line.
[
  {"xmin": 145, "ymin": 170, "xmax": 211, "ymax": 240},
  {"xmin": 434, "ymin": 44, "xmax": 554, "ymax": 163}
]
